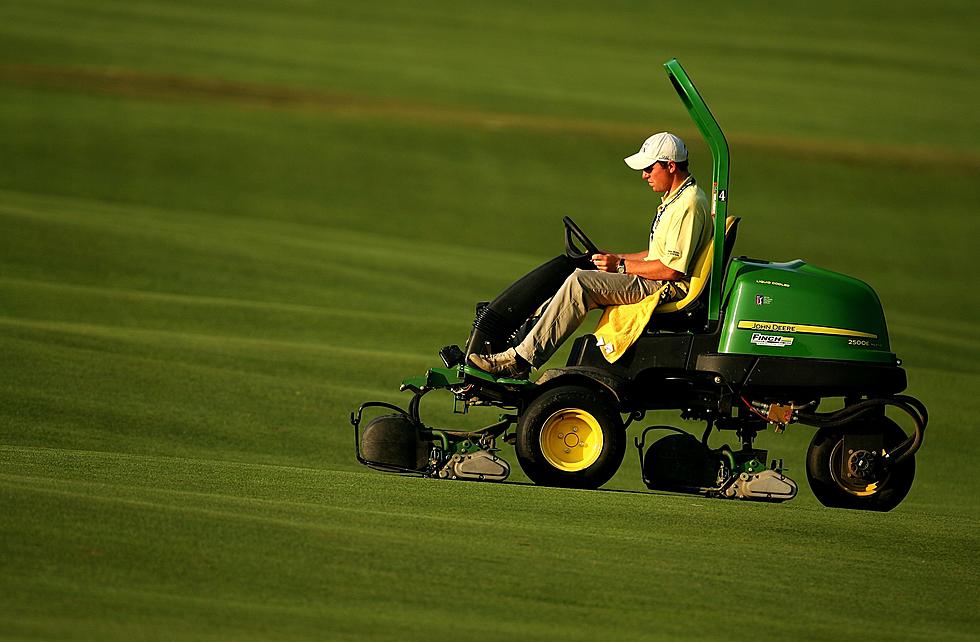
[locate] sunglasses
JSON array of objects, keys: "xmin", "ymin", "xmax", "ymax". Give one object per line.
[{"xmin": 643, "ymin": 161, "xmax": 670, "ymax": 173}]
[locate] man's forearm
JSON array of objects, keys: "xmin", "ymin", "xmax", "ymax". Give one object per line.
[
  {"xmin": 592, "ymin": 252, "xmax": 684, "ymax": 280},
  {"xmin": 624, "ymin": 257, "xmax": 684, "ymax": 281},
  {"xmin": 617, "ymin": 250, "xmax": 650, "ymax": 261}
]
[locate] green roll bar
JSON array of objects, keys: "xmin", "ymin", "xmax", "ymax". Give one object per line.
[{"xmin": 663, "ymin": 59, "xmax": 729, "ymax": 323}]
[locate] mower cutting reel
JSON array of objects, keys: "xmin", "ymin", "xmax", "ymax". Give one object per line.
[
  {"xmin": 348, "ymin": 59, "xmax": 928, "ymax": 511},
  {"xmin": 634, "ymin": 425, "xmax": 797, "ymax": 502},
  {"xmin": 351, "ymin": 384, "xmax": 518, "ymax": 483}
]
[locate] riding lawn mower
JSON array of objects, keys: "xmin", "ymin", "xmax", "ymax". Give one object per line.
[{"xmin": 350, "ymin": 59, "xmax": 927, "ymax": 511}]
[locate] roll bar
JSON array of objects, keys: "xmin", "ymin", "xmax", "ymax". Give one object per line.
[{"xmin": 663, "ymin": 59, "xmax": 730, "ymax": 323}]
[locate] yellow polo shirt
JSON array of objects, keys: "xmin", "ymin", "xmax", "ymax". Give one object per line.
[{"xmin": 645, "ymin": 177, "xmax": 711, "ymax": 285}]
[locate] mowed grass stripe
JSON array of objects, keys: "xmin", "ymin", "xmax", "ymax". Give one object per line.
[
  {"xmin": 3, "ymin": 444, "xmax": 977, "ymax": 528},
  {"xmin": 2, "ymin": 0, "xmax": 975, "ymax": 149},
  {"xmin": 0, "ymin": 326, "xmax": 397, "ymax": 468},
  {"xmin": 0, "ymin": 276, "xmax": 469, "ymax": 362},
  {"xmin": 2, "ymin": 63, "xmax": 977, "ymax": 173},
  {"xmin": 1, "ymin": 474, "xmax": 397, "ymax": 537},
  {"xmin": 0, "ymin": 198, "xmax": 489, "ymax": 309},
  {"xmin": 0, "ymin": 315, "xmax": 434, "ymax": 365},
  {"xmin": 0, "ymin": 188, "xmax": 533, "ymax": 312},
  {"xmin": 0, "ymin": 275, "xmax": 463, "ymax": 328},
  {"xmin": 2, "ymin": 469, "xmax": 548, "ymax": 535},
  {"xmin": 2, "ymin": 446, "xmax": 978, "ymax": 641},
  {"xmin": 0, "ymin": 188, "xmax": 537, "ymax": 267},
  {"xmin": 0, "ymin": 319, "xmax": 415, "ymax": 407},
  {"xmin": 1, "ymin": 318, "xmax": 423, "ymax": 418},
  {"xmin": 6, "ymin": 466, "xmax": 974, "ymax": 557}
]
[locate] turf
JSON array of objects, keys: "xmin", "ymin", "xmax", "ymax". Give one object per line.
[{"xmin": 1, "ymin": 1, "xmax": 979, "ymax": 640}]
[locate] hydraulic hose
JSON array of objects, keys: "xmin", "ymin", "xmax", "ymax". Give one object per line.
[
  {"xmin": 715, "ymin": 444, "xmax": 737, "ymax": 472},
  {"xmin": 796, "ymin": 395, "xmax": 927, "ymax": 466},
  {"xmin": 422, "ymin": 429, "xmax": 450, "ymax": 452}
]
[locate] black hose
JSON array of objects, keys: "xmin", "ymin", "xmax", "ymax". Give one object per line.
[
  {"xmin": 701, "ymin": 420, "xmax": 715, "ymax": 446},
  {"xmin": 634, "ymin": 425, "xmax": 690, "ymax": 450},
  {"xmin": 407, "ymin": 389, "xmax": 429, "ymax": 425},
  {"xmin": 895, "ymin": 394, "xmax": 929, "ymax": 428},
  {"xmin": 796, "ymin": 396, "xmax": 927, "ymax": 465},
  {"xmin": 883, "ymin": 397, "xmax": 927, "ymax": 464},
  {"xmin": 797, "ymin": 397, "xmax": 885, "ymax": 427}
]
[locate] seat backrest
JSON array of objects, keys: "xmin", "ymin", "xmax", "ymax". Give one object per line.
[{"xmin": 655, "ymin": 216, "xmax": 739, "ymax": 314}]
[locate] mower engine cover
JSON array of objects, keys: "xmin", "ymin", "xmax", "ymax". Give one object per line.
[{"xmin": 719, "ymin": 258, "xmax": 895, "ymax": 363}]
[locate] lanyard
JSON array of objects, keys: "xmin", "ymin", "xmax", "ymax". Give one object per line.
[{"xmin": 650, "ymin": 176, "xmax": 695, "ymax": 240}]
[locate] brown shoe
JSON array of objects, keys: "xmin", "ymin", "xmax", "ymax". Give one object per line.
[{"xmin": 468, "ymin": 348, "xmax": 531, "ymax": 379}]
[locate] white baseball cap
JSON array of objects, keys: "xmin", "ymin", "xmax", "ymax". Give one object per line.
[{"xmin": 624, "ymin": 132, "xmax": 688, "ymax": 170}]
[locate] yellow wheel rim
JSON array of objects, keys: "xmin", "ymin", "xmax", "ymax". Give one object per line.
[{"xmin": 539, "ymin": 408, "xmax": 604, "ymax": 472}]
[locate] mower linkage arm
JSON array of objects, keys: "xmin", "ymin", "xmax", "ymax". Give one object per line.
[{"xmin": 350, "ymin": 392, "xmax": 519, "ymax": 474}]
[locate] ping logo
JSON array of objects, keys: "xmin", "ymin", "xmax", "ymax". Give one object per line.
[{"xmin": 751, "ymin": 333, "xmax": 794, "ymax": 347}]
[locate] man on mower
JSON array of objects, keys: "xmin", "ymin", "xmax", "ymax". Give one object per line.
[{"xmin": 469, "ymin": 132, "xmax": 711, "ymax": 379}]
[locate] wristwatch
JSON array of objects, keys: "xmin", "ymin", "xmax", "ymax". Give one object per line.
[{"xmin": 616, "ymin": 258, "xmax": 627, "ymax": 274}]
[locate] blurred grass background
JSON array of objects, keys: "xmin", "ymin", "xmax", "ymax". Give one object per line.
[{"xmin": 1, "ymin": 1, "xmax": 979, "ymax": 640}]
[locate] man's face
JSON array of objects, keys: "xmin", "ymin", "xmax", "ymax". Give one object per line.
[{"xmin": 642, "ymin": 161, "xmax": 673, "ymax": 193}]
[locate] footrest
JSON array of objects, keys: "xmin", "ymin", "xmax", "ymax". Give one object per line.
[{"xmin": 462, "ymin": 365, "xmax": 533, "ymax": 386}]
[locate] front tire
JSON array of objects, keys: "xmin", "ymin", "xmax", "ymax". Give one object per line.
[
  {"xmin": 516, "ymin": 385, "xmax": 625, "ymax": 489},
  {"xmin": 806, "ymin": 415, "xmax": 915, "ymax": 512}
]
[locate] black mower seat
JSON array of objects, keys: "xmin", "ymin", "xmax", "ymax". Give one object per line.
[{"xmin": 649, "ymin": 216, "xmax": 740, "ymax": 328}]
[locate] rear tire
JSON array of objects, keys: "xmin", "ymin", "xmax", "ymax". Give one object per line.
[
  {"xmin": 806, "ymin": 415, "xmax": 915, "ymax": 512},
  {"xmin": 516, "ymin": 385, "xmax": 625, "ymax": 489}
]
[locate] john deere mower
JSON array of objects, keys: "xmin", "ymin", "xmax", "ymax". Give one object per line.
[{"xmin": 350, "ymin": 59, "xmax": 927, "ymax": 511}]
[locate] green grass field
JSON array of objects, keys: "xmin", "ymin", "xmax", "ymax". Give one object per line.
[{"xmin": 2, "ymin": 1, "xmax": 979, "ymax": 640}]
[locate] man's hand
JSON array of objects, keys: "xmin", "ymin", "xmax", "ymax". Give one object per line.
[{"xmin": 591, "ymin": 253, "xmax": 621, "ymax": 272}]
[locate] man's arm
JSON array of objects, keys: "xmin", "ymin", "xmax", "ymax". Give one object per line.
[
  {"xmin": 591, "ymin": 253, "xmax": 685, "ymax": 280},
  {"xmin": 617, "ymin": 250, "xmax": 650, "ymax": 261}
]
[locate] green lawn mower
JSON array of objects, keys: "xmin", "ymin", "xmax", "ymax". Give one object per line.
[{"xmin": 350, "ymin": 59, "xmax": 927, "ymax": 512}]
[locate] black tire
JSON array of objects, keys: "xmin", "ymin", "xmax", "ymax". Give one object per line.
[
  {"xmin": 515, "ymin": 385, "xmax": 625, "ymax": 489},
  {"xmin": 806, "ymin": 415, "xmax": 915, "ymax": 512}
]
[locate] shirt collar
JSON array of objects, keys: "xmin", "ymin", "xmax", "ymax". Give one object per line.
[{"xmin": 658, "ymin": 175, "xmax": 695, "ymax": 209}]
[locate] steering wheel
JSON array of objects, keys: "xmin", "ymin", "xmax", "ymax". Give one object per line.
[{"xmin": 563, "ymin": 216, "xmax": 600, "ymax": 260}]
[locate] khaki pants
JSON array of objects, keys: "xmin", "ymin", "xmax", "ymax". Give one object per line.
[{"xmin": 515, "ymin": 269, "xmax": 665, "ymax": 368}]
